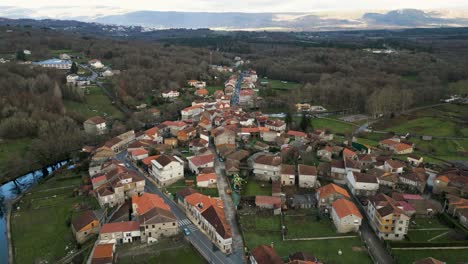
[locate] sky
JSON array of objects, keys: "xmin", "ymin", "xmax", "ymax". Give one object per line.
[{"xmin": 2, "ymin": 0, "xmax": 468, "ymax": 13}]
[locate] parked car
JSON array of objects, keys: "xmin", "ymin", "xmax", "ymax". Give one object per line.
[{"xmin": 183, "ymin": 227, "xmax": 191, "ymax": 236}]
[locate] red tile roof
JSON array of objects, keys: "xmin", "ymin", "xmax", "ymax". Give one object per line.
[
  {"xmin": 132, "ymin": 193, "xmax": 171, "ymax": 215},
  {"xmin": 93, "ymin": 243, "xmax": 114, "ymax": 259},
  {"xmin": 189, "ymin": 154, "xmax": 214, "ymax": 167},
  {"xmin": 250, "ymin": 245, "xmax": 283, "ymax": 264},
  {"xmin": 197, "ymin": 173, "xmax": 217, "ymax": 183},
  {"xmin": 130, "ymin": 149, "xmax": 148, "ymax": 156},
  {"xmin": 317, "ymin": 183, "xmax": 350, "ymax": 199},
  {"xmin": 255, "ymin": 196, "xmax": 281, "ymax": 208},
  {"xmin": 332, "ymin": 199, "xmax": 362, "ymax": 219},
  {"xmin": 298, "ymin": 164, "xmax": 317, "ymax": 176},
  {"xmin": 100, "ymin": 221, "xmax": 139, "ymax": 233},
  {"xmin": 142, "ymin": 155, "xmax": 160, "ymax": 166},
  {"xmin": 287, "ymin": 130, "xmax": 307, "ymax": 137}
]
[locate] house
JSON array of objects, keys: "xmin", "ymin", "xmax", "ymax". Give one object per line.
[
  {"xmin": 162, "ymin": 90, "xmax": 180, "ymax": 99},
  {"xmin": 67, "ymin": 74, "xmax": 90, "ymax": 86},
  {"xmin": 367, "ymin": 194, "xmax": 410, "ymax": 240},
  {"xmin": 102, "ymin": 69, "xmax": 114, "ymax": 77},
  {"xmin": 150, "ymin": 155, "xmax": 184, "ymax": 186},
  {"xmin": 255, "ymin": 196, "xmax": 282, "ymax": 215},
  {"xmin": 384, "ymin": 159, "xmax": 405, "ymax": 174},
  {"xmin": 94, "ymin": 167, "xmax": 145, "ymax": 207},
  {"xmin": 249, "ymin": 245, "xmax": 283, "ymax": 264},
  {"xmin": 132, "ymin": 193, "xmax": 178, "ymax": 243},
  {"xmin": 399, "ymin": 168, "xmax": 428, "ymax": 193},
  {"xmin": 161, "ymin": 121, "xmax": 187, "ymax": 136},
  {"xmin": 407, "ymin": 154, "xmax": 424, "ymax": 166},
  {"xmin": 89, "ymin": 59, "xmax": 104, "ymax": 69},
  {"xmin": 91, "ymin": 243, "xmax": 115, "ymax": 264},
  {"xmin": 84, "ymin": 116, "xmax": 107, "ymax": 135},
  {"xmin": 287, "ymin": 130, "xmax": 307, "ymax": 141},
  {"xmin": 181, "ymin": 105, "xmax": 204, "ymax": 121},
  {"xmin": 316, "ymin": 183, "xmax": 350, "ymax": 208},
  {"xmin": 343, "ymin": 148, "xmax": 357, "ymax": 160},
  {"xmin": 265, "ymin": 119, "xmax": 286, "ymax": 132},
  {"xmin": 280, "ymin": 164, "xmax": 296, "ymax": 186},
  {"xmin": 330, "ymin": 159, "xmax": 346, "ymax": 183},
  {"xmin": 189, "ymin": 138, "xmax": 209, "ymax": 153},
  {"xmin": 213, "ymin": 127, "xmax": 236, "ymax": 147},
  {"xmin": 346, "ymin": 171, "xmax": 379, "ymax": 196},
  {"xmin": 187, "ymin": 154, "xmax": 214, "ymax": 174},
  {"xmin": 195, "ymin": 88, "xmax": 209, "ymax": 97},
  {"xmin": 164, "ymin": 138, "xmax": 178, "ymax": 148},
  {"xmin": 253, "ymin": 154, "xmax": 282, "ymax": 181},
  {"xmin": 177, "ymin": 126, "xmax": 197, "ymax": 143},
  {"xmin": 71, "ymin": 210, "xmax": 105, "ymax": 244},
  {"xmin": 196, "ymin": 173, "xmax": 217, "ymax": 188},
  {"xmin": 183, "ymin": 192, "xmax": 232, "ymax": 253},
  {"xmin": 317, "ymin": 146, "xmax": 333, "ymax": 161},
  {"xmin": 99, "ymin": 221, "xmax": 140, "ymax": 244},
  {"xmin": 432, "ymin": 169, "xmax": 468, "ymax": 196},
  {"xmin": 129, "ymin": 148, "xmax": 149, "ymax": 161},
  {"xmin": 104, "ymin": 130, "xmax": 136, "ymax": 153},
  {"xmin": 32, "ymin": 58, "xmax": 72, "ymax": 69},
  {"xmin": 298, "ymin": 164, "xmax": 317, "ymax": 188},
  {"xmin": 379, "ymin": 138, "xmax": 414, "ymax": 154},
  {"xmin": 331, "ymin": 198, "xmax": 362, "ymax": 233},
  {"xmin": 59, "ymin": 53, "xmax": 71, "ymax": 60}
]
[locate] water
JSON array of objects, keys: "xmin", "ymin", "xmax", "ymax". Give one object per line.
[{"xmin": 0, "ymin": 160, "xmax": 69, "ymax": 263}]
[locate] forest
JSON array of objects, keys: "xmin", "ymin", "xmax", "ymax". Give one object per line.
[{"xmin": 1, "ymin": 23, "xmax": 468, "ymax": 181}]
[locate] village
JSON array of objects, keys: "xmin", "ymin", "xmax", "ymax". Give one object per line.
[{"xmin": 7, "ymin": 51, "xmax": 468, "ymax": 264}]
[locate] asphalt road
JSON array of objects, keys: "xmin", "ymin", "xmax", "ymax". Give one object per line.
[{"xmin": 115, "ymin": 152, "xmax": 243, "ymax": 264}]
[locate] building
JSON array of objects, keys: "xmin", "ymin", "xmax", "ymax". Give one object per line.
[
  {"xmin": 265, "ymin": 119, "xmax": 286, "ymax": 132},
  {"xmin": 196, "ymin": 173, "xmax": 217, "ymax": 188},
  {"xmin": 181, "ymin": 105, "xmax": 204, "ymax": 121},
  {"xmin": 330, "ymin": 159, "xmax": 347, "ymax": 183},
  {"xmin": 316, "ymin": 183, "xmax": 351, "ymax": 208},
  {"xmin": 255, "ymin": 196, "xmax": 282, "ymax": 215},
  {"xmin": 89, "ymin": 59, "xmax": 104, "ymax": 69},
  {"xmin": 213, "ymin": 127, "xmax": 236, "ymax": 147},
  {"xmin": 150, "ymin": 154, "xmax": 184, "ymax": 186},
  {"xmin": 71, "ymin": 210, "xmax": 105, "ymax": 244},
  {"xmin": 407, "ymin": 155, "xmax": 424, "ymax": 167},
  {"xmin": 91, "ymin": 243, "xmax": 115, "ymax": 264},
  {"xmin": 379, "ymin": 138, "xmax": 414, "ymax": 154},
  {"xmin": 104, "ymin": 130, "xmax": 136, "ymax": 153},
  {"xmin": 298, "ymin": 164, "xmax": 318, "ymax": 188},
  {"xmin": 162, "ymin": 90, "xmax": 180, "ymax": 99},
  {"xmin": 331, "ymin": 198, "xmax": 362, "ymax": 233},
  {"xmin": 129, "ymin": 148, "xmax": 149, "ymax": 161},
  {"xmin": 132, "ymin": 193, "xmax": 179, "ymax": 243},
  {"xmin": 182, "ymin": 192, "xmax": 232, "ymax": 253},
  {"xmin": 432, "ymin": 169, "xmax": 468, "ymax": 196},
  {"xmin": 249, "ymin": 245, "xmax": 283, "ymax": 264},
  {"xmin": 399, "ymin": 170, "xmax": 428, "ymax": 193},
  {"xmin": 32, "ymin": 58, "xmax": 72, "ymax": 69},
  {"xmin": 346, "ymin": 171, "xmax": 379, "ymax": 196},
  {"xmin": 317, "ymin": 146, "xmax": 333, "ymax": 161},
  {"xmin": 253, "ymin": 154, "xmax": 282, "ymax": 181},
  {"xmin": 367, "ymin": 194, "xmax": 410, "ymax": 240},
  {"xmin": 99, "ymin": 221, "xmax": 140, "ymax": 244},
  {"xmin": 384, "ymin": 159, "xmax": 405, "ymax": 174},
  {"xmin": 94, "ymin": 167, "xmax": 145, "ymax": 207},
  {"xmin": 84, "ymin": 116, "xmax": 107, "ymax": 135},
  {"xmin": 187, "ymin": 154, "xmax": 214, "ymax": 174},
  {"xmin": 280, "ymin": 164, "xmax": 296, "ymax": 186}
]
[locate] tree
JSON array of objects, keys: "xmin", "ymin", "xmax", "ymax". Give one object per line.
[
  {"xmin": 299, "ymin": 113, "xmax": 311, "ymax": 132},
  {"xmin": 70, "ymin": 62, "xmax": 78, "ymax": 74},
  {"xmin": 16, "ymin": 50, "xmax": 26, "ymax": 61},
  {"xmin": 285, "ymin": 112, "xmax": 293, "ymax": 130}
]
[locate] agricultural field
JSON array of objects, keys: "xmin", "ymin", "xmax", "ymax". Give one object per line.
[
  {"xmin": 239, "ymin": 213, "xmax": 371, "ymax": 263},
  {"xmin": 11, "ymin": 169, "xmax": 99, "ymax": 264},
  {"xmin": 64, "ymin": 86, "xmax": 124, "ymax": 119},
  {"xmin": 283, "ymin": 211, "xmax": 342, "ymax": 238},
  {"xmin": 242, "ymin": 179, "xmax": 272, "ymax": 196},
  {"xmin": 311, "ymin": 118, "xmax": 357, "ymax": 135}
]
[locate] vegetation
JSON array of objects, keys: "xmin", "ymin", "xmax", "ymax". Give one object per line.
[
  {"xmin": 11, "ymin": 169, "xmax": 99, "ymax": 264},
  {"xmin": 393, "ymin": 249, "xmax": 468, "ymax": 264}
]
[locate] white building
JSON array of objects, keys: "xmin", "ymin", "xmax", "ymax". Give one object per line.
[
  {"xmin": 298, "ymin": 164, "xmax": 318, "ymax": 188},
  {"xmin": 162, "ymin": 90, "xmax": 180, "ymax": 99},
  {"xmin": 331, "ymin": 198, "xmax": 362, "ymax": 233},
  {"xmin": 89, "ymin": 59, "xmax": 104, "ymax": 69},
  {"xmin": 150, "ymin": 155, "xmax": 184, "ymax": 186},
  {"xmin": 346, "ymin": 171, "xmax": 379, "ymax": 196},
  {"xmin": 253, "ymin": 154, "xmax": 282, "ymax": 181}
]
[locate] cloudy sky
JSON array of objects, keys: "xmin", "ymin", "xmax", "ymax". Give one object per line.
[{"xmin": 2, "ymin": 0, "xmax": 468, "ymax": 13}]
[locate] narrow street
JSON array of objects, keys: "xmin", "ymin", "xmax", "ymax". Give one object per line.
[
  {"xmin": 115, "ymin": 151, "xmax": 243, "ymax": 264},
  {"xmin": 212, "ymin": 148, "xmax": 245, "ymax": 262}
]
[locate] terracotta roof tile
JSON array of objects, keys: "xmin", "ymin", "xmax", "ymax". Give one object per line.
[
  {"xmin": 317, "ymin": 183, "xmax": 350, "ymax": 199},
  {"xmin": 332, "ymin": 198, "xmax": 362, "ymax": 219},
  {"xmin": 100, "ymin": 221, "xmax": 139, "ymax": 233}
]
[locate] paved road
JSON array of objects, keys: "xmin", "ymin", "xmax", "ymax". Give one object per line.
[
  {"xmin": 211, "ymin": 148, "xmax": 245, "ymax": 262},
  {"xmin": 115, "ymin": 152, "xmax": 242, "ymax": 264}
]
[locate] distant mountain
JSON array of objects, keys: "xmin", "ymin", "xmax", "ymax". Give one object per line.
[{"xmin": 1, "ymin": 7, "xmax": 468, "ymax": 31}]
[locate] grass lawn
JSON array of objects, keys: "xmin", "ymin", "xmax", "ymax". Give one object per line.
[
  {"xmin": 259, "ymin": 78, "xmax": 302, "ymax": 90},
  {"xmin": 412, "ymin": 138, "xmax": 468, "ymax": 162},
  {"xmin": 393, "ymin": 249, "xmax": 468, "ymax": 264},
  {"xmin": 0, "ymin": 138, "xmax": 32, "ymax": 172},
  {"xmin": 11, "ymin": 170, "xmax": 99, "ymax": 264},
  {"xmin": 64, "ymin": 86, "xmax": 124, "ymax": 119},
  {"xmin": 165, "ymin": 177, "xmax": 219, "ymax": 197},
  {"xmin": 242, "ymin": 180, "xmax": 272, "ymax": 196},
  {"xmin": 117, "ymin": 238, "xmax": 205, "ymax": 264},
  {"xmin": 284, "ymin": 214, "xmax": 339, "ymax": 238},
  {"xmin": 409, "ymin": 218, "xmax": 448, "ymax": 229},
  {"xmin": 311, "ymin": 118, "xmax": 356, "ymax": 135},
  {"xmin": 383, "ymin": 117, "xmax": 458, "ymax": 137},
  {"xmin": 355, "ymin": 137, "xmax": 379, "ymax": 147},
  {"xmin": 206, "ymin": 85, "xmax": 224, "ymax": 95},
  {"xmin": 239, "ymin": 214, "xmax": 281, "ymax": 231}
]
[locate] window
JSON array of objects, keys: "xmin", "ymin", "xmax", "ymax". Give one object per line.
[{"xmin": 152, "ymin": 225, "xmax": 155, "ymax": 228}]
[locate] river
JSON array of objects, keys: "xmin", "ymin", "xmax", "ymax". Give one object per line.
[{"xmin": 0, "ymin": 160, "xmax": 69, "ymax": 264}]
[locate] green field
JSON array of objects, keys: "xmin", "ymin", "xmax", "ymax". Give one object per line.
[
  {"xmin": 393, "ymin": 249, "xmax": 468, "ymax": 264},
  {"xmin": 242, "ymin": 180, "xmax": 272, "ymax": 196},
  {"xmin": 11, "ymin": 169, "xmax": 99, "ymax": 264},
  {"xmin": 238, "ymin": 213, "xmax": 370, "ymax": 263},
  {"xmin": 284, "ymin": 213, "xmax": 340, "ymax": 238},
  {"xmin": 64, "ymin": 86, "xmax": 124, "ymax": 119},
  {"xmin": 311, "ymin": 118, "xmax": 356, "ymax": 134},
  {"xmin": 260, "ymin": 78, "xmax": 302, "ymax": 90},
  {"xmin": 117, "ymin": 238, "xmax": 205, "ymax": 264}
]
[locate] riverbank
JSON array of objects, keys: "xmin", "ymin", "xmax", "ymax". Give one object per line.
[{"xmin": 10, "ymin": 167, "xmax": 98, "ymax": 264}]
